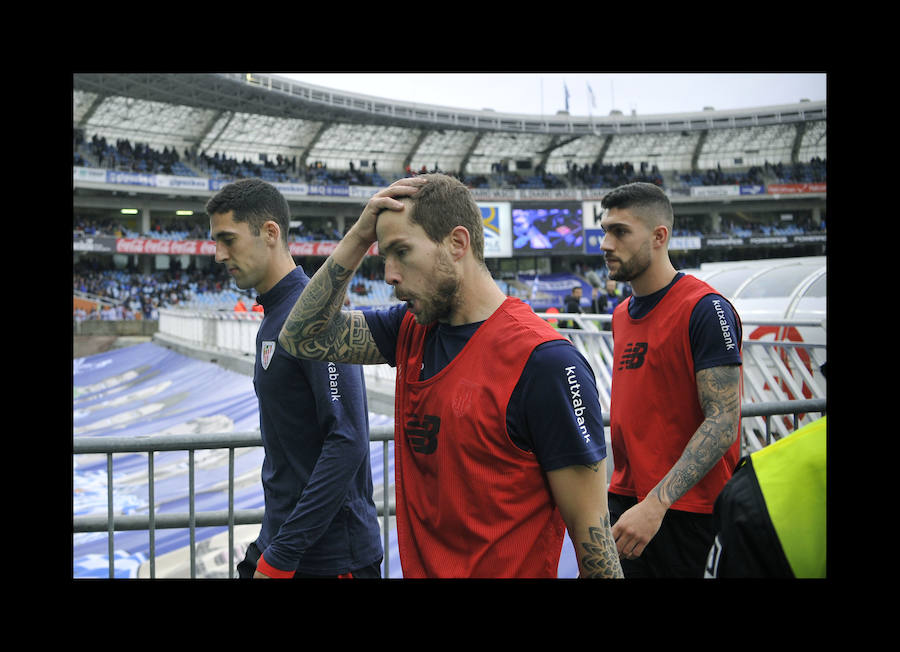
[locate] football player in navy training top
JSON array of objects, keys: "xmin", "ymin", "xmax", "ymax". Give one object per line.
[
  {"xmin": 278, "ymin": 173, "xmax": 622, "ymax": 578},
  {"xmin": 207, "ymin": 178, "xmax": 383, "ymax": 579}
]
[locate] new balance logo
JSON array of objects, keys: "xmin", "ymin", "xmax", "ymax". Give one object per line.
[
  {"xmin": 405, "ymin": 415, "xmax": 440, "ymax": 454},
  {"xmin": 618, "ymin": 342, "xmax": 648, "ymax": 370}
]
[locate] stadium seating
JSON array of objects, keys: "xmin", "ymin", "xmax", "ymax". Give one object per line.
[{"xmin": 73, "ymin": 123, "xmax": 826, "ymax": 193}]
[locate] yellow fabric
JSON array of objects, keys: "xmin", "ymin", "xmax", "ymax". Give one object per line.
[{"xmin": 751, "ymin": 416, "xmax": 826, "ymax": 578}]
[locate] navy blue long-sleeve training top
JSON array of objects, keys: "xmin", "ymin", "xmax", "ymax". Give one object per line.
[{"xmin": 252, "ymin": 266, "xmax": 383, "ymax": 575}]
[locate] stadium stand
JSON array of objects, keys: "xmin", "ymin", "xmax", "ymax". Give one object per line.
[{"xmin": 73, "ymin": 73, "xmax": 826, "ymax": 579}]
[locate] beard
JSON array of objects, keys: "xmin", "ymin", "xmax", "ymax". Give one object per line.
[
  {"xmin": 606, "ymin": 240, "xmax": 651, "ymax": 282},
  {"xmin": 419, "ymin": 271, "xmax": 459, "ymax": 325},
  {"xmin": 394, "ymin": 247, "xmax": 460, "ymax": 325}
]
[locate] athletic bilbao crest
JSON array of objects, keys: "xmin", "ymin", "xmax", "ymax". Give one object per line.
[
  {"xmin": 452, "ymin": 379, "xmax": 477, "ymax": 418},
  {"xmin": 261, "ymin": 341, "xmax": 276, "ymax": 370}
]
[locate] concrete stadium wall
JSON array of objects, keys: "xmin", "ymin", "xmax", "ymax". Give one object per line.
[{"xmin": 74, "ymin": 320, "xmax": 159, "ymax": 337}]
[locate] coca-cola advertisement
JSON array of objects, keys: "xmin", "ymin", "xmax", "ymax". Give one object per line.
[
  {"xmin": 115, "ymin": 238, "xmax": 212, "ymax": 255},
  {"xmin": 105, "ymin": 238, "xmax": 373, "ymax": 257},
  {"xmin": 76, "ymin": 237, "xmax": 379, "ymax": 257},
  {"xmin": 766, "ymin": 183, "xmax": 826, "ymax": 195}
]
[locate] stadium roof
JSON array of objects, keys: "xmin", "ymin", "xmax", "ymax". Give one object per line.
[{"xmin": 74, "ymin": 72, "xmax": 826, "ymax": 154}]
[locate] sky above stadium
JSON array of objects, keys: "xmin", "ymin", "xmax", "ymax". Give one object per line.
[{"xmin": 275, "ymin": 72, "xmax": 826, "ymax": 118}]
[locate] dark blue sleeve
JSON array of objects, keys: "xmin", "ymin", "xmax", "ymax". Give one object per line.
[
  {"xmin": 507, "ymin": 339, "xmax": 607, "ymax": 471},
  {"xmin": 363, "ymin": 303, "xmax": 407, "ymax": 367},
  {"xmin": 261, "ymin": 358, "xmax": 372, "ymax": 572},
  {"xmin": 689, "ymin": 294, "xmax": 743, "ymax": 372}
]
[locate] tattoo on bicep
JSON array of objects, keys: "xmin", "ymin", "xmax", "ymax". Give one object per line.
[{"xmin": 579, "ymin": 516, "xmax": 624, "ymax": 578}]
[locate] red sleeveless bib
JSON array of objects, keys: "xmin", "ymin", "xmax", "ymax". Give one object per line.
[
  {"xmin": 393, "ymin": 297, "xmax": 568, "ymax": 577},
  {"xmin": 609, "ymin": 275, "xmax": 742, "ymax": 513}
]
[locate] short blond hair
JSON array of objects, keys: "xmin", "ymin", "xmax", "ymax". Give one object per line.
[{"xmin": 404, "ymin": 174, "xmax": 485, "ymax": 264}]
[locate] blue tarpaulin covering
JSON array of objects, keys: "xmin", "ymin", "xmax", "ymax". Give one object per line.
[{"xmin": 73, "ymin": 342, "xmax": 578, "ymax": 578}]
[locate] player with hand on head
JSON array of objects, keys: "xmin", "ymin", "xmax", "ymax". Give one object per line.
[{"xmin": 279, "ymin": 174, "xmax": 622, "ymax": 579}]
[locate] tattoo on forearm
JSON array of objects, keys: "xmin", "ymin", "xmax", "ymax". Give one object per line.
[
  {"xmin": 654, "ymin": 365, "xmax": 741, "ymax": 507},
  {"xmin": 279, "ymin": 258, "xmax": 385, "ymax": 364},
  {"xmin": 579, "ymin": 516, "xmax": 624, "ymax": 578}
]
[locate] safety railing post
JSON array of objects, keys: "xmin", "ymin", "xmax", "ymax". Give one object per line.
[
  {"xmin": 107, "ymin": 453, "xmax": 114, "ymax": 579},
  {"xmin": 228, "ymin": 448, "xmax": 235, "ymax": 577},
  {"xmin": 189, "ymin": 449, "xmax": 196, "ymax": 579},
  {"xmin": 148, "ymin": 451, "xmax": 155, "ymax": 578}
]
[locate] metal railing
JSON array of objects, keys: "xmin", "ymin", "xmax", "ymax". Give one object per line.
[
  {"xmin": 74, "ymin": 425, "xmax": 394, "ymax": 580},
  {"xmin": 73, "ymin": 398, "xmax": 824, "ymax": 579},
  {"xmin": 368, "ymin": 312, "xmax": 826, "ymax": 444},
  {"xmin": 157, "ymin": 308, "xmax": 827, "ymax": 419}
]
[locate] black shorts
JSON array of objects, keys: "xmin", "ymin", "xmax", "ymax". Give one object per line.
[
  {"xmin": 608, "ymin": 492, "xmax": 715, "ymax": 578},
  {"xmin": 236, "ymin": 542, "xmax": 382, "ymax": 579}
]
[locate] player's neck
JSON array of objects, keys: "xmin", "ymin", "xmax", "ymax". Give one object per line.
[
  {"xmin": 448, "ymin": 268, "xmax": 506, "ymax": 326},
  {"xmin": 629, "ymin": 259, "xmax": 677, "ymax": 297}
]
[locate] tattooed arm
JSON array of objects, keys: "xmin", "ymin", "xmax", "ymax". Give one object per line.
[
  {"xmin": 278, "ymin": 179, "xmax": 423, "ymax": 364},
  {"xmin": 547, "ymin": 461, "xmax": 624, "ymax": 578},
  {"xmin": 611, "ymin": 364, "xmax": 741, "ymax": 559},
  {"xmin": 279, "ymin": 258, "xmax": 386, "ymax": 364}
]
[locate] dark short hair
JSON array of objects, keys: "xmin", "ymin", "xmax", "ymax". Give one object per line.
[
  {"xmin": 600, "ymin": 182, "xmax": 673, "ymax": 229},
  {"xmin": 403, "ymin": 174, "xmax": 486, "ymax": 265},
  {"xmin": 206, "ymin": 178, "xmax": 291, "ymax": 245}
]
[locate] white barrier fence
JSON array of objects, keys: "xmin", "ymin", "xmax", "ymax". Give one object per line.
[{"xmin": 157, "ymin": 308, "xmax": 826, "ymax": 451}]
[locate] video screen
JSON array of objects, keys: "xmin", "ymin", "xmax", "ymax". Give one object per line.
[{"xmin": 512, "ymin": 205, "xmax": 584, "ymax": 255}]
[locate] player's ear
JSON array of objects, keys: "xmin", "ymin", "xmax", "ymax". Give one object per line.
[
  {"xmin": 263, "ymin": 220, "xmax": 281, "ymax": 245},
  {"xmin": 652, "ymin": 224, "xmax": 670, "ymax": 249},
  {"xmin": 446, "ymin": 225, "xmax": 470, "ymax": 262}
]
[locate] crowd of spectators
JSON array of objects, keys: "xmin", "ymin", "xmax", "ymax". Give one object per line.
[
  {"xmin": 308, "ymin": 160, "xmax": 388, "ymax": 188},
  {"xmin": 74, "ymin": 203, "xmax": 826, "ymax": 245},
  {"xmin": 74, "ymin": 216, "xmax": 208, "ymax": 240},
  {"xmin": 198, "ymin": 151, "xmax": 303, "ymax": 184},
  {"xmin": 74, "ymin": 217, "xmax": 132, "ymax": 238},
  {"xmin": 678, "ymin": 164, "xmax": 767, "ymax": 187},
  {"xmin": 73, "ymin": 259, "xmax": 231, "ymax": 321},
  {"xmin": 290, "ymin": 219, "xmax": 345, "ymax": 242},
  {"xmin": 73, "ymin": 215, "xmax": 349, "ymax": 242},
  {"xmin": 75, "ymin": 129, "xmax": 189, "ymax": 175},
  {"xmin": 401, "ymin": 162, "xmax": 494, "ymax": 190},
  {"xmin": 566, "ymin": 160, "xmax": 666, "ymax": 189},
  {"xmin": 767, "ymin": 157, "xmax": 826, "ymax": 184},
  {"xmin": 73, "ymin": 125, "xmax": 827, "ymax": 325},
  {"xmin": 77, "ymin": 130, "xmax": 825, "ymax": 193},
  {"xmin": 676, "ymin": 159, "xmax": 826, "ymax": 188},
  {"xmin": 497, "ymin": 163, "xmax": 568, "ymax": 190}
]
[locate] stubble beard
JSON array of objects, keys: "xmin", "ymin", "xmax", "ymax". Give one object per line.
[{"xmin": 607, "ymin": 240, "xmax": 651, "ymax": 283}]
